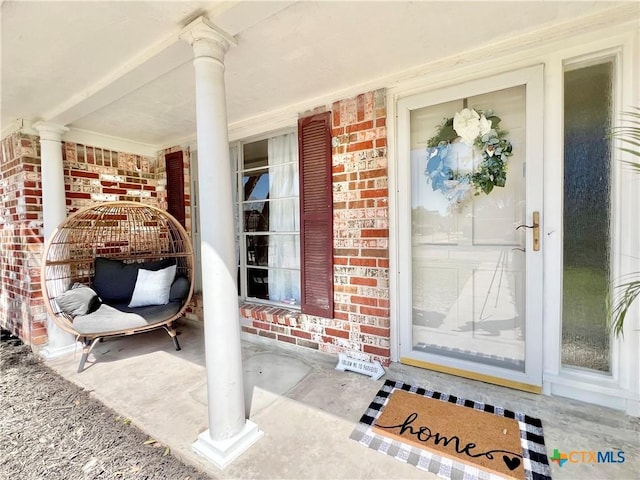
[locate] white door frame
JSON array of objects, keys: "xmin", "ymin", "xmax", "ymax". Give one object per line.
[
  {"xmin": 541, "ymin": 39, "xmax": 640, "ymax": 415},
  {"xmin": 386, "ymin": 21, "xmax": 638, "ymax": 414},
  {"xmin": 393, "ymin": 65, "xmax": 545, "ymax": 391}
]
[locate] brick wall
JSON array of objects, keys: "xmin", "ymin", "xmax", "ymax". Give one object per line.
[
  {"xmin": 3, "ymin": 92, "xmax": 389, "ymax": 363},
  {"xmin": 240, "ymin": 89, "xmax": 391, "ymax": 365},
  {"xmin": 63, "ymin": 142, "xmax": 160, "ymax": 212},
  {"xmin": 0, "ymin": 133, "xmax": 47, "ymax": 344},
  {"xmin": 0, "ymin": 131, "xmax": 193, "ymax": 345}
]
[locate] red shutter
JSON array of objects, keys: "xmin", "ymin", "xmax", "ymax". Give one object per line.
[
  {"xmin": 299, "ymin": 112, "xmax": 334, "ymax": 317},
  {"xmin": 165, "ymin": 151, "xmax": 185, "ymax": 227}
]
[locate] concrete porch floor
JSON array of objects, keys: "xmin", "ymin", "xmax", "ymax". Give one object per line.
[{"xmin": 46, "ymin": 320, "xmax": 639, "ymax": 480}]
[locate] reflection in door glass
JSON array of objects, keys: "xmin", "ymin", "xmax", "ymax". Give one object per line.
[
  {"xmin": 562, "ymin": 60, "xmax": 613, "ymax": 373},
  {"xmin": 410, "ymin": 86, "xmax": 527, "ymax": 372}
]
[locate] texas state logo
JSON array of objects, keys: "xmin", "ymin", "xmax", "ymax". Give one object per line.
[
  {"xmin": 550, "ymin": 449, "xmax": 568, "ymax": 467},
  {"xmin": 550, "ymin": 448, "xmax": 625, "ymax": 467}
]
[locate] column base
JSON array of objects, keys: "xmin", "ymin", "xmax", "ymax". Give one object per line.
[
  {"xmin": 192, "ymin": 420, "xmax": 263, "ymax": 469},
  {"xmin": 39, "ymin": 341, "xmax": 81, "ymax": 360}
]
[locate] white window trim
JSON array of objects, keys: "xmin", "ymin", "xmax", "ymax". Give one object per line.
[{"xmin": 232, "ymin": 128, "xmax": 302, "ymax": 309}]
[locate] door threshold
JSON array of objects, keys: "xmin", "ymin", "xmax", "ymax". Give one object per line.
[{"xmin": 400, "ymin": 357, "xmax": 542, "ymax": 394}]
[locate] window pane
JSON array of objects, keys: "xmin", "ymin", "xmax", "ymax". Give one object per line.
[
  {"xmin": 246, "ymin": 235, "xmax": 268, "ymax": 266},
  {"xmin": 247, "ymin": 267, "xmax": 269, "ymax": 300},
  {"xmin": 562, "ymin": 60, "xmax": 613, "ymax": 373},
  {"xmin": 268, "ymin": 234, "xmax": 300, "ymax": 269},
  {"xmin": 243, "ymin": 169, "xmax": 269, "ymax": 201},
  {"xmin": 244, "ymin": 204, "xmax": 269, "ymax": 232},
  {"xmin": 268, "ymin": 268, "xmax": 300, "ymax": 305},
  {"xmin": 243, "ymin": 140, "xmax": 268, "ymax": 169},
  {"xmin": 269, "ymin": 198, "xmax": 299, "ymax": 232},
  {"xmin": 246, "ymin": 267, "xmax": 300, "ymax": 305},
  {"xmin": 269, "ymin": 164, "xmax": 299, "ymax": 198}
]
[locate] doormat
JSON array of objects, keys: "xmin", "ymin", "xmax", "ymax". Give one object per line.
[{"xmin": 351, "ymin": 380, "xmax": 551, "ymax": 480}]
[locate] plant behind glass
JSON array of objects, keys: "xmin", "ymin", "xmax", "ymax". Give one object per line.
[{"xmin": 610, "ymin": 107, "xmax": 640, "ymax": 337}]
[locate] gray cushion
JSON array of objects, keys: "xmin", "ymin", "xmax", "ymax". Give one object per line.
[
  {"xmin": 56, "ymin": 286, "xmax": 100, "ymax": 317},
  {"xmin": 169, "ymin": 276, "xmax": 190, "ymax": 302},
  {"xmin": 72, "ymin": 302, "xmax": 181, "ymax": 335},
  {"xmin": 92, "ymin": 258, "xmax": 176, "ymax": 303},
  {"xmin": 92, "ymin": 258, "xmax": 139, "ymax": 303}
]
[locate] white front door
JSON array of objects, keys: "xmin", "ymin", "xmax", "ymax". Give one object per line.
[{"xmin": 396, "ymin": 66, "xmax": 544, "ymax": 391}]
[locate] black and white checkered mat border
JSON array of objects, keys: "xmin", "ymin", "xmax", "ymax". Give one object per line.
[{"xmin": 351, "ymin": 379, "xmax": 551, "ymax": 480}]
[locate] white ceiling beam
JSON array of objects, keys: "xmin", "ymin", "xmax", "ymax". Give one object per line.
[
  {"xmin": 43, "ymin": 1, "xmax": 298, "ymax": 137},
  {"xmin": 44, "ymin": 36, "xmax": 193, "ymax": 127},
  {"xmin": 213, "ymin": 1, "xmax": 296, "ymax": 36}
]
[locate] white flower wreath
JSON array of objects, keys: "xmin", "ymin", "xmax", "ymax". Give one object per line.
[{"xmin": 424, "ymin": 108, "xmax": 513, "ymax": 204}]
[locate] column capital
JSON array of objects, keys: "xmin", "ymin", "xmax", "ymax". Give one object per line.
[
  {"xmin": 180, "ymin": 16, "xmax": 237, "ymax": 62},
  {"xmin": 34, "ymin": 122, "xmax": 69, "ymax": 142}
]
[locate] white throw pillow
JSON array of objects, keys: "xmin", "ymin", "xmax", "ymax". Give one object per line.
[{"xmin": 128, "ymin": 264, "xmax": 177, "ymax": 308}]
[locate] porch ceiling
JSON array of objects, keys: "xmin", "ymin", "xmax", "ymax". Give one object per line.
[{"xmin": 0, "ymin": 1, "xmax": 631, "ymax": 149}]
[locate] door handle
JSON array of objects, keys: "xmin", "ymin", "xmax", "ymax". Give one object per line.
[{"xmin": 515, "ymin": 211, "xmax": 540, "ymax": 251}]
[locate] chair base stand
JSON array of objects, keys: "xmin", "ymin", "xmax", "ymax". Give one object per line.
[
  {"xmin": 164, "ymin": 324, "xmax": 181, "ymax": 351},
  {"xmin": 78, "ymin": 337, "xmax": 102, "ymax": 373},
  {"xmin": 76, "ymin": 323, "xmax": 183, "ymax": 372}
]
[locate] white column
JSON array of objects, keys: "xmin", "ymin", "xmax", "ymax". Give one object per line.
[
  {"xmin": 180, "ymin": 17, "xmax": 262, "ymax": 469},
  {"xmin": 34, "ymin": 121, "xmax": 77, "ymax": 358}
]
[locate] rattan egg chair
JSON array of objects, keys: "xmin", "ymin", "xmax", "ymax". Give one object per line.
[{"xmin": 41, "ymin": 201, "xmax": 194, "ymax": 372}]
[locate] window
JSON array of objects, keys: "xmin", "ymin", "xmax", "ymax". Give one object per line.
[
  {"xmin": 562, "ymin": 58, "xmax": 614, "ymax": 373},
  {"xmin": 232, "ymin": 115, "xmax": 334, "ymax": 317},
  {"xmin": 235, "ymin": 132, "xmax": 301, "ymax": 306}
]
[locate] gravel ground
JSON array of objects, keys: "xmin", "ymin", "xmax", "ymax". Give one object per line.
[{"xmin": 0, "ymin": 331, "xmax": 212, "ymax": 480}]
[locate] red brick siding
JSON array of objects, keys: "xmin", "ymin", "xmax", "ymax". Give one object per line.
[
  {"xmin": 0, "ymin": 133, "xmax": 47, "ymax": 344},
  {"xmin": 240, "ymin": 88, "xmax": 391, "ymax": 366},
  {"xmin": 3, "ymin": 90, "xmax": 389, "ymax": 366},
  {"xmin": 0, "ymin": 132, "xmax": 194, "ymax": 346},
  {"xmin": 330, "ymin": 89, "xmax": 389, "ymax": 365},
  {"xmin": 239, "ymin": 302, "xmax": 319, "ymax": 351},
  {"xmin": 63, "ymin": 142, "xmax": 160, "ymax": 213}
]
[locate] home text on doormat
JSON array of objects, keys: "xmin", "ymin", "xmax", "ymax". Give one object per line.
[
  {"xmin": 373, "ymin": 389, "xmax": 524, "ymax": 478},
  {"xmin": 352, "ymin": 380, "xmax": 551, "ymax": 480}
]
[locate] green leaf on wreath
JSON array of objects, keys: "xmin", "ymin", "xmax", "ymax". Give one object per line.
[
  {"xmin": 425, "ymin": 107, "xmax": 513, "ymax": 201},
  {"xmin": 439, "ymin": 124, "xmax": 457, "ymax": 142}
]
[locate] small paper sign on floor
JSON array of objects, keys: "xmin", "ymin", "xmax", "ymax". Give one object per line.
[{"xmin": 335, "ymin": 353, "xmax": 385, "ymax": 380}]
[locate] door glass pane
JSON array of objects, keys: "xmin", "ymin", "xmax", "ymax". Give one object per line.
[
  {"xmin": 411, "ymin": 86, "xmax": 527, "ymax": 372},
  {"xmin": 562, "ymin": 61, "xmax": 613, "ymax": 373}
]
